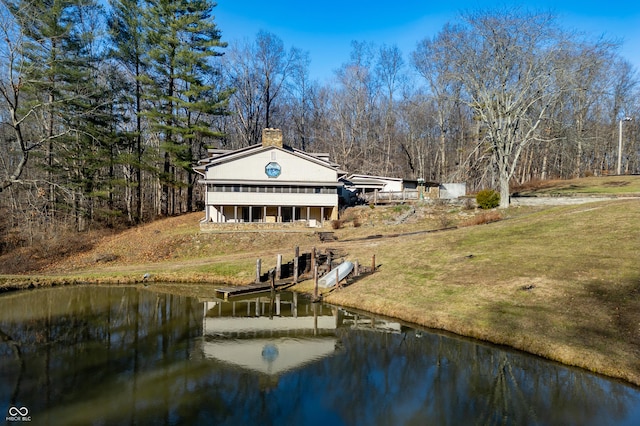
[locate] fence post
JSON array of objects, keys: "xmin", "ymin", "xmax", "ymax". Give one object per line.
[
  {"xmin": 276, "ymin": 254, "xmax": 282, "ymax": 280},
  {"xmin": 294, "ymin": 246, "xmax": 299, "ymax": 283},
  {"xmin": 311, "ymin": 247, "xmax": 316, "ymax": 273},
  {"xmin": 256, "ymin": 258, "xmax": 261, "ymax": 283},
  {"xmin": 314, "ymin": 265, "xmax": 319, "ymax": 299}
]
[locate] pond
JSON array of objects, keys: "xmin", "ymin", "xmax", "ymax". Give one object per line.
[{"xmin": 1, "ymin": 286, "xmax": 639, "ymax": 425}]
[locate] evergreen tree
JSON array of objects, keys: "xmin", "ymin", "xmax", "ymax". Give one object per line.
[
  {"xmin": 48, "ymin": 0, "xmax": 116, "ymax": 230},
  {"xmin": 1, "ymin": 0, "xmax": 113, "ymax": 230},
  {"xmin": 142, "ymin": 0, "xmax": 230, "ymax": 215},
  {"xmin": 108, "ymin": 0, "xmax": 148, "ymax": 223}
]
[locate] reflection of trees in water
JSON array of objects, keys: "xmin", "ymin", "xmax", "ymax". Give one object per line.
[
  {"xmin": 1, "ymin": 289, "xmax": 638, "ymax": 425},
  {"xmin": 0, "ymin": 287, "xmax": 202, "ymax": 424},
  {"xmin": 321, "ymin": 328, "xmax": 636, "ymax": 426},
  {"xmin": 0, "ymin": 326, "xmax": 24, "ymax": 406},
  {"xmin": 179, "ymin": 327, "xmax": 638, "ymax": 425}
]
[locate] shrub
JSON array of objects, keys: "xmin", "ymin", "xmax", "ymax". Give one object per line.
[
  {"xmin": 462, "ymin": 197, "xmax": 476, "ymax": 210},
  {"xmin": 476, "ymin": 189, "xmax": 500, "ymax": 209},
  {"xmin": 439, "ymin": 214, "xmax": 453, "ymax": 229},
  {"xmin": 331, "ymin": 219, "xmax": 344, "ymax": 230}
]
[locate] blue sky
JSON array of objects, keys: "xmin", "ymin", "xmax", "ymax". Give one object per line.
[{"xmin": 213, "ymin": 0, "xmax": 640, "ymax": 83}]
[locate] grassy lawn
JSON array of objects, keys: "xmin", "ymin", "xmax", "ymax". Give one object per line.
[{"xmin": 326, "ymin": 199, "xmax": 640, "ymax": 385}]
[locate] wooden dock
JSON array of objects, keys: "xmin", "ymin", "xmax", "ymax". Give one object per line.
[
  {"xmin": 215, "ymin": 280, "xmax": 295, "ymax": 300},
  {"xmin": 214, "ymin": 246, "xmax": 374, "ymax": 300}
]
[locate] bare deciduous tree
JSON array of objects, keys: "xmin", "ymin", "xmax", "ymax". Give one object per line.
[
  {"xmin": 413, "ymin": 29, "xmax": 464, "ymax": 181},
  {"xmin": 436, "ymin": 10, "xmax": 572, "ymax": 207}
]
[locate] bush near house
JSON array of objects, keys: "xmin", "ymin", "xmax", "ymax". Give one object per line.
[{"xmin": 476, "ymin": 189, "xmax": 500, "ymax": 209}]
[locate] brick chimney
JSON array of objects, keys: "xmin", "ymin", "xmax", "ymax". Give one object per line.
[{"xmin": 262, "ymin": 128, "xmax": 283, "ymax": 148}]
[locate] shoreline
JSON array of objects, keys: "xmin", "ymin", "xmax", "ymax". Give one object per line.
[{"xmin": 2, "ymin": 275, "xmax": 639, "ymax": 388}]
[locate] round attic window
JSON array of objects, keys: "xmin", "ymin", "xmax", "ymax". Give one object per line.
[{"xmin": 265, "ymin": 162, "xmax": 281, "ymax": 178}]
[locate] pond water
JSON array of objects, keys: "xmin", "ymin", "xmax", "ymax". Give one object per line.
[{"xmin": 1, "ymin": 286, "xmax": 639, "ymax": 425}]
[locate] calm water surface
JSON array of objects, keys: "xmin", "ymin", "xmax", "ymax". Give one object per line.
[{"xmin": 1, "ymin": 286, "xmax": 639, "ymax": 425}]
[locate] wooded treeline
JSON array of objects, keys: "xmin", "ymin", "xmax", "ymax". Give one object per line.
[{"xmin": 1, "ymin": 1, "xmax": 638, "ymax": 249}]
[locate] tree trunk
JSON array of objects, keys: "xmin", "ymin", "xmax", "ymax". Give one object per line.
[
  {"xmin": 499, "ymin": 170, "xmax": 510, "ymax": 209},
  {"xmin": 162, "ymin": 152, "xmax": 170, "ymax": 216}
]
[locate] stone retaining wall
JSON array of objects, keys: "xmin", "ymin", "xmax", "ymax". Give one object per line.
[{"xmin": 200, "ymin": 220, "xmax": 326, "ymax": 233}]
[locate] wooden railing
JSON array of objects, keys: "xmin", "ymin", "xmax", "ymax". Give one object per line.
[{"xmin": 361, "ymin": 189, "xmax": 420, "ymax": 204}]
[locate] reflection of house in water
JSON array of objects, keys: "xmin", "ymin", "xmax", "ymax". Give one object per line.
[
  {"xmin": 339, "ymin": 312, "xmax": 404, "ymax": 335},
  {"xmin": 200, "ymin": 292, "xmax": 406, "ymax": 378},
  {"xmin": 200, "ymin": 292, "xmax": 340, "ymax": 377}
]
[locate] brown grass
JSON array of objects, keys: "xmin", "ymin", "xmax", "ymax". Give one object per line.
[{"xmin": 460, "ymin": 210, "xmax": 503, "ymax": 226}]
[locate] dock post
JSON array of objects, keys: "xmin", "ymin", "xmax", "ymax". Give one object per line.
[
  {"xmin": 311, "ymin": 247, "xmax": 316, "ymax": 273},
  {"xmin": 276, "ymin": 254, "xmax": 282, "ymax": 280},
  {"xmin": 314, "ymin": 265, "xmax": 319, "ymax": 299},
  {"xmin": 256, "ymin": 258, "xmax": 262, "ymax": 283},
  {"xmin": 371, "ymin": 254, "xmax": 376, "ymax": 272},
  {"xmin": 354, "ymin": 260, "xmax": 360, "ymax": 277},
  {"xmin": 294, "ymin": 246, "xmax": 299, "ymax": 283}
]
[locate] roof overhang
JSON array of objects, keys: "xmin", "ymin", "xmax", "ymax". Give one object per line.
[{"xmin": 199, "ymin": 179, "xmax": 343, "ymax": 187}]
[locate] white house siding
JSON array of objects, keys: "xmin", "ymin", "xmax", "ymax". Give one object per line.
[
  {"xmin": 439, "ymin": 183, "xmax": 466, "ymax": 199},
  {"xmin": 206, "ymin": 147, "xmax": 336, "ymax": 183},
  {"xmin": 197, "ymin": 141, "xmax": 340, "ymax": 225}
]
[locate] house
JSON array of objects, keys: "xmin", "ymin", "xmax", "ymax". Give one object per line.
[
  {"xmin": 195, "ymin": 128, "xmax": 343, "ymax": 227},
  {"xmin": 340, "ymin": 173, "xmax": 441, "ymax": 204}
]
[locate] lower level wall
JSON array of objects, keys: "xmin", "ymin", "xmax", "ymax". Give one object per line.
[
  {"xmin": 200, "ymin": 220, "xmax": 327, "ymax": 233},
  {"xmin": 204, "ymin": 205, "xmax": 337, "ymax": 223}
]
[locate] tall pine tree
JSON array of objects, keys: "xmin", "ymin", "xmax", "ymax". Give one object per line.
[
  {"xmin": 108, "ymin": 0, "xmax": 148, "ymax": 223},
  {"xmin": 142, "ymin": 0, "xmax": 230, "ymax": 215},
  {"xmin": 2, "ymin": 0, "xmax": 114, "ymax": 231}
]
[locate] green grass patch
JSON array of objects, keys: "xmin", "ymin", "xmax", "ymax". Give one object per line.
[
  {"xmin": 190, "ymin": 261, "xmax": 252, "ymax": 277},
  {"xmin": 392, "ymin": 204, "xmax": 412, "ymax": 213}
]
